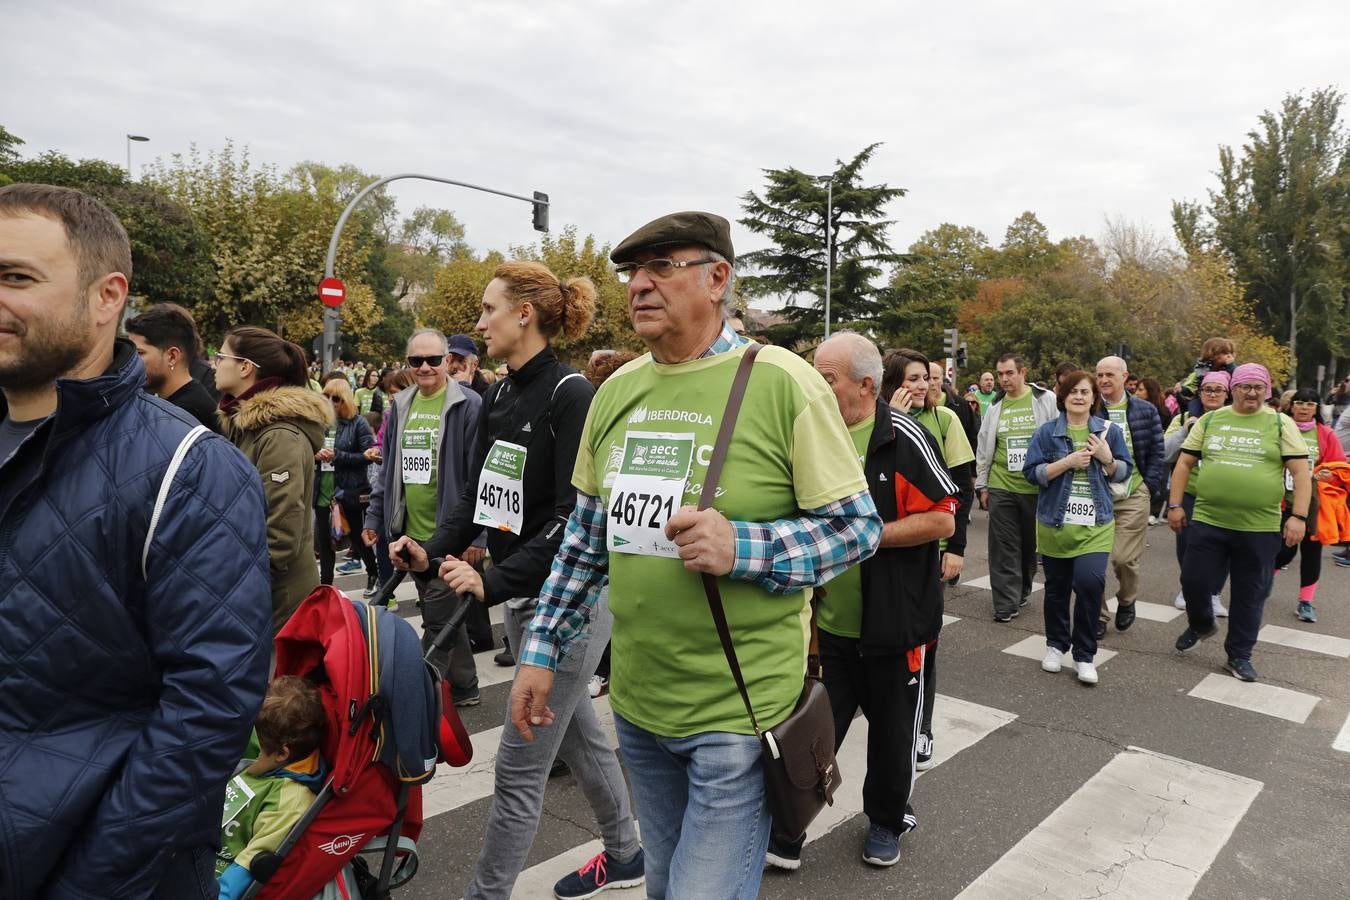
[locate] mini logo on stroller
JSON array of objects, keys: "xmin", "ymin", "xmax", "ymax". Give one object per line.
[{"xmin": 318, "ymin": 833, "xmax": 366, "ymax": 856}]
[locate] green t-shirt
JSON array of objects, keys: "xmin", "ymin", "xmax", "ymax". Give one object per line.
[
  {"xmin": 356, "ymin": 387, "xmax": 377, "ymax": 416},
  {"xmin": 975, "ymin": 389, "xmax": 995, "ymax": 415},
  {"xmin": 989, "ymin": 392, "xmax": 1039, "ymax": 494},
  {"xmin": 574, "ymin": 344, "xmax": 869, "ymax": 737},
  {"xmin": 317, "ymin": 427, "xmax": 336, "ymax": 507},
  {"xmin": 1037, "ymin": 425, "xmax": 1116, "ymax": 558},
  {"xmin": 1106, "ymin": 398, "xmax": 1144, "ymax": 495},
  {"xmin": 1181, "ymin": 406, "xmax": 1305, "ymax": 532},
  {"xmin": 402, "ymin": 386, "xmax": 446, "ymax": 541},
  {"xmin": 912, "ymin": 405, "xmax": 975, "ymax": 468},
  {"xmin": 818, "ymin": 417, "xmax": 876, "ymax": 639},
  {"xmin": 1287, "ymin": 426, "xmax": 1319, "ymax": 502}
]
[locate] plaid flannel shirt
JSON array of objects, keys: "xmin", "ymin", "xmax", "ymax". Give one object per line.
[{"xmin": 519, "ymin": 324, "xmax": 883, "ymax": 671}]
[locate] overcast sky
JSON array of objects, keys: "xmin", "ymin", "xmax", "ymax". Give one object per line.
[{"xmin": 9, "ymin": 0, "xmax": 1348, "ymax": 296}]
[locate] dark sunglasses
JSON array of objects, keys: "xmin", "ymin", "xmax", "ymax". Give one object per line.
[{"xmin": 406, "ymin": 355, "xmax": 445, "ymax": 369}]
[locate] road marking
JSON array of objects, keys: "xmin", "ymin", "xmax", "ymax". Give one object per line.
[
  {"xmin": 1188, "ymin": 673, "xmax": 1320, "ymax": 724},
  {"xmin": 424, "ymin": 695, "xmax": 617, "ymax": 821},
  {"xmin": 956, "ymin": 746, "xmax": 1262, "ymax": 899},
  {"xmin": 960, "ymin": 574, "xmax": 1043, "ymax": 593},
  {"xmin": 1104, "ymin": 595, "xmax": 1184, "ymax": 623},
  {"xmin": 1334, "ymin": 712, "xmax": 1350, "ymax": 753},
  {"xmin": 508, "ymin": 694, "xmax": 1017, "ymax": 894},
  {"xmin": 1002, "ymin": 634, "xmax": 1117, "ymax": 666},
  {"xmin": 1257, "ymin": 624, "xmax": 1350, "ymax": 658},
  {"xmin": 942, "ymin": 614, "xmax": 961, "ymax": 627},
  {"xmin": 404, "ymin": 614, "xmax": 516, "ymax": 687}
]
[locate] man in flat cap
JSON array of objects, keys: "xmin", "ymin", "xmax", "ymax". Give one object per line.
[{"xmin": 510, "ymin": 211, "xmax": 882, "ymax": 897}]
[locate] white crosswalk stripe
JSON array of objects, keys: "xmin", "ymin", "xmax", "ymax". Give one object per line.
[
  {"xmin": 1104, "ymin": 595, "xmax": 1184, "ymax": 623},
  {"xmin": 960, "ymin": 574, "xmax": 1043, "ymax": 593},
  {"xmin": 956, "ymin": 746, "xmax": 1262, "ymax": 898},
  {"xmin": 1256, "ymin": 624, "xmax": 1350, "ymax": 658},
  {"xmin": 1187, "ymin": 673, "xmax": 1320, "ymax": 724},
  {"xmin": 1334, "ymin": 712, "xmax": 1350, "ymax": 753}
]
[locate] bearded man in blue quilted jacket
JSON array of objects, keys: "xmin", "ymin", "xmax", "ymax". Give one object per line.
[{"xmin": 0, "ymin": 184, "xmax": 273, "ymax": 899}]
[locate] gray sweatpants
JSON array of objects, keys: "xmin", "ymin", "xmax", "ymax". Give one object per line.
[
  {"xmin": 463, "ymin": 592, "xmax": 640, "ymax": 899},
  {"xmin": 987, "ymin": 488, "xmax": 1039, "ymax": 617}
]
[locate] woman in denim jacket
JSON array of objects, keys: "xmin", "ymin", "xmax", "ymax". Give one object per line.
[{"xmin": 1023, "ymin": 371, "xmax": 1133, "ymax": 685}]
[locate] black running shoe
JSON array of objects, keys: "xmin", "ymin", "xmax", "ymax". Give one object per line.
[{"xmin": 1175, "ymin": 623, "xmax": 1220, "ymax": 651}]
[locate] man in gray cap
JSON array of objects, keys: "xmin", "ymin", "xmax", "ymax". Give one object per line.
[{"xmin": 510, "ymin": 211, "xmax": 882, "ymax": 897}]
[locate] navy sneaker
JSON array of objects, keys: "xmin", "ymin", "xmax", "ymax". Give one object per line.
[
  {"xmin": 764, "ymin": 837, "xmax": 802, "ymax": 871},
  {"xmin": 863, "ymin": 824, "xmax": 901, "ymax": 866},
  {"xmin": 1335, "ymin": 551, "xmax": 1350, "ymax": 568},
  {"xmin": 553, "ymin": 849, "xmax": 645, "ymax": 899},
  {"xmin": 1175, "ymin": 623, "xmax": 1220, "ymax": 651},
  {"xmin": 336, "ymin": 558, "xmax": 364, "ymax": 575},
  {"xmin": 1226, "ymin": 658, "xmax": 1258, "ymax": 682}
]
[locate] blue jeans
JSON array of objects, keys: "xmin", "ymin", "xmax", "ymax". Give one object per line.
[{"xmin": 613, "ymin": 714, "xmax": 769, "ymax": 899}]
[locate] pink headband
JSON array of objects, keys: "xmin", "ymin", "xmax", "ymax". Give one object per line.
[{"xmin": 1230, "ymin": 363, "xmax": 1272, "ymax": 400}]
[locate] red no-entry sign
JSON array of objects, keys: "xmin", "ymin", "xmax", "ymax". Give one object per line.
[{"xmin": 318, "ymin": 277, "xmax": 346, "ymax": 308}]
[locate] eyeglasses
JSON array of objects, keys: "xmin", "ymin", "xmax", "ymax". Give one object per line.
[
  {"xmin": 1291, "ymin": 400, "xmax": 1318, "ymax": 406},
  {"xmin": 1233, "ymin": 384, "xmax": 1265, "ymax": 394},
  {"xmin": 406, "ymin": 355, "xmax": 445, "ymax": 369},
  {"xmin": 1200, "ymin": 387, "xmax": 1228, "ymax": 396},
  {"xmin": 614, "ymin": 257, "xmax": 717, "ymax": 284},
  {"xmin": 211, "ymin": 352, "xmax": 258, "ymax": 368}
]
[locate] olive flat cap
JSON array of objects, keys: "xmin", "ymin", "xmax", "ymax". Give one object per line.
[{"xmin": 610, "ymin": 211, "xmax": 734, "ymax": 265}]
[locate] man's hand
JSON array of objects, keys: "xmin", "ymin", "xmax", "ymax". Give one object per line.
[
  {"xmin": 666, "ymin": 507, "xmax": 736, "ymax": 576},
  {"xmin": 439, "ymin": 557, "xmax": 485, "ymax": 601},
  {"xmin": 940, "ymin": 552, "xmax": 964, "ymax": 584},
  {"xmin": 1283, "ymin": 515, "xmax": 1307, "ymax": 547},
  {"xmin": 388, "ymin": 536, "xmax": 429, "ymax": 572},
  {"xmin": 362, "ymin": 528, "xmax": 379, "ymax": 548},
  {"xmin": 462, "ymin": 545, "xmax": 487, "ymax": 567},
  {"xmin": 978, "ymin": 489, "xmax": 989, "ymax": 511},
  {"xmin": 511, "ymin": 665, "xmax": 557, "ymax": 742},
  {"xmin": 1167, "ymin": 506, "xmax": 1187, "ymax": 534}
]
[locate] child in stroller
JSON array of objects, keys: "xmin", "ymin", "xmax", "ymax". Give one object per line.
[{"xmin": 217, "ymin": 676, "xmax": 329, "ymax": 900}]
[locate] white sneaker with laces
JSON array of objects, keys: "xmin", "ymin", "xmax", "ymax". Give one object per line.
[
  {"xmin": 1041, "ymin": 647, "xmax": 1064, "ymax": 673},
  {"xmin": 587, "ymin": 675, "xmax": 608, "ymax": 699},
  {"xmin": 1212, "ymin": 595, "xmax": 1229, "ymax": 618},
  {"xmin": 1173, "ymin": 591, "xmax": 1186, "ymax": 610},
  {"xmin": 1076, "ymin": 661, "xmax": 1099, "ymax": 685}
]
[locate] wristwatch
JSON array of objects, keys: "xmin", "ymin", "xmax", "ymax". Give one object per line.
[{"xmin": 1290, "ymin": 513, "xmax": 1308, "ymax": 522}]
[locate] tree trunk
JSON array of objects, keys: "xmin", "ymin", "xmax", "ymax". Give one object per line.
[{"xmin": 1289, "ymin": 285, "xmax": 1298, "ymax": 383}]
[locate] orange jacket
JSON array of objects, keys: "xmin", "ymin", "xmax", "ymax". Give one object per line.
[{"xmin": 1314, "ymin": 460, "xmax": 1350, "ymax": 545}]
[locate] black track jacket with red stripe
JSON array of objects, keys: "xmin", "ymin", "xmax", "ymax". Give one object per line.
[{"xmin": 857, "ymin": 398, "xmax": 959, "ymax": 654}]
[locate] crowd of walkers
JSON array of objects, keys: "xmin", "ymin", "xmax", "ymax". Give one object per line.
[{"xmin": 3, "ymin": 183, "xmax": 1348, "ymax": 899}]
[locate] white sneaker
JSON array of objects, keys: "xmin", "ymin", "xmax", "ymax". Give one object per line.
[
  {"xmin": 1076, "ymin": 661, "xmax": 1099, "ymax": 685},
  {"xmin": 587, "ymin": 675, "xmax": 608, "ymax": 698},
  {"xmin": 1148, "ymin": 515, "xmax": 1159, "ymax": 526},
  {"xmin": 1212, "ymin": 595, "xmax": 1228, "ymax": 618},
  {"xmin": 1041, "ymin": 647, "xmax": 1064, "ymax": 673},
  {"xmin": 1173, "ymin": 591, "xmax": 1187, "ymax": 610}
]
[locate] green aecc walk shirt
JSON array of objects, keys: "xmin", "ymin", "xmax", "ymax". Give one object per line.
[
  {"xmin": 573, "ymin": 344, "xmax": 868, "ymax": 738},
  {"xmin": 989, "ymin": 392, "xmax": 1039, "ymax": 494},
  {"xmin": 1181, "ymin": 406, "xmax": 1304, "ymax": 533},
  {"xmin": 818, "ymin": 417, "xmax": 876, "ymax": 640}
]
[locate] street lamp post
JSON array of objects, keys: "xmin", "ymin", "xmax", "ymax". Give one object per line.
[
  {"xmin": 125, "ymin": 134, "xmax": 149, "ymax": 176},
  {"xmin": 823, "ymin": 177, "xmax": 833, "ymax": 340}
]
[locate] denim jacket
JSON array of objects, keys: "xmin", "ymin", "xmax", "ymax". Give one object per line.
[{"xmin": 1023, "ymin": 413, "xmax": 1133, "ymax": 528}]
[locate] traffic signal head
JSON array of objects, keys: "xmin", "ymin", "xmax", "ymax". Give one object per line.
[
  {"xmin": 532, "ymin": 191, "xmax": 550, "ymax": 232},
  {"xmin": 943, "ymin": 328, "xmax": 959, "ymax": 357}
]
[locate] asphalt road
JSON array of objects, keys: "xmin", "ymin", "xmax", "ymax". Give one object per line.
[{"xmin": 339, "ymin": 511, "xmax": 1350, "ymax": 899}]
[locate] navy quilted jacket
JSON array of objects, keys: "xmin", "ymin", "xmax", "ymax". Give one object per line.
[{"xmin": 0, "ymin": 341, "xmax": 273, "ymax": 899}]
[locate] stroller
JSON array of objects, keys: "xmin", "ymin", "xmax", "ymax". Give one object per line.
[{"xmin": 242, "ymin": 564, "xmax": 474, "ymax": 899}]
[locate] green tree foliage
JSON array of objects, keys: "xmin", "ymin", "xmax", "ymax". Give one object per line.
[
  {"xmin": 882, "ymin": 224, "xmax": 993, "ymax": 353},
  {"xmin": 0, "ymin": 124, "xmax": 27, "ymax": 168},
  {"xmin": 1175, "ymin": 88, "xmax": 1348, "ymax": 381},
  {"xmin": 739, "ymin": 144, "xmax": 907, "ymax": 346},
  {"xmin": 145, "ymin": 145, "xmax": 385, "ymax": 347},
  {"xmin": 0, "ymin": 147, "xmax": 214, "ymax": 306},
  {"xmin": 389, "ymin": 206, "xmax": 470, "ymax": 305},
  {"xmin": 968, "ymin": 284, "xmax": 1123, "ymax": 384}
]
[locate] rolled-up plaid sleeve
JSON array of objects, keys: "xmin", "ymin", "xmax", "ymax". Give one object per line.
[
  {"xmin": 728, "ymin": 490, "xmax": 882, "ymax": 594},
  {"xmin": 519, "ymin": 493, "xmax": 609, "ymax": 671}
]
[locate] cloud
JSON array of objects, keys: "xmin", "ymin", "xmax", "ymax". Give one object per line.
[{"xmin": 9, "ymin": 0, "xmax": 1348, "ymax": 279}]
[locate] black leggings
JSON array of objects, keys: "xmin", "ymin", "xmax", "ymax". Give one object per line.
[
  {"xmin": 315, "ymin": 497, "xmax": 377, "ymax": 585},
  {"xmin": 1273, "ymin": 508, "xmax": 1322, "ymax": 590}
]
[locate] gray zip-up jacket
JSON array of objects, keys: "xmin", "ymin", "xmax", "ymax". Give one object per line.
[
  {"xmin": 975, "ymin": 384, "xmax": 1059, "ymax": 492},
  {"xmin": 365, "ymin": 381, "xmax": 481, "ymax": 539}
]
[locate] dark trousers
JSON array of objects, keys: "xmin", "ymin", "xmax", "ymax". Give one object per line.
[
  {"xmin": 150, "ymin": 845, "xmax": 218, "ymax": 899},
  {"xmin": 1174, "ymin": 493, "xmax": 1227, "ymax": 595},
  {"xmin": 1273, "ymin": 508, "xmax": 1322, "ymax": 590},
  {"xmin": 1181, "ymin": 521, "xmax": 1281, "ymax": 661},
  {"xmin": 1040, "ymin": 552, "xmax": 1109, "ymax": 663},
  {"xmin": 315, "ymin": 498, "xmax": 377, "ymax": 585},
  {"xmin": 415, "ymin": 572, "xmax": 479, "ymax": 694},
  {"xmin": 772, "ymin": 631, "xmax": 923, "ymax": 853},
  {"xmin": 987, "ymin": 489, "xmax": 1039, "ymax": 616}
]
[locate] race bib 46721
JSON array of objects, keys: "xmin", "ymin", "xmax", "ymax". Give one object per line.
[{"xmin": 607, "ymin": 431, "xmax": 695, "ymax": 558}]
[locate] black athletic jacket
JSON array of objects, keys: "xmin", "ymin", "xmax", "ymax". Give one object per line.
[
  {"xmin": 858, "ymin": 399, "xmax": 960, "ymax": 653},
  {"xmin": 422, "ymin": 347, "xmax": 594, "ymax": 605}
]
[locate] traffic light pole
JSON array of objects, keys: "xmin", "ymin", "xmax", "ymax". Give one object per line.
[{"xmin": 320, "ymin": 174, "xmax": 550, "ymax": 371}]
